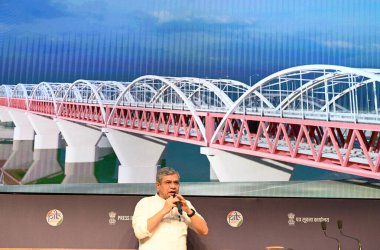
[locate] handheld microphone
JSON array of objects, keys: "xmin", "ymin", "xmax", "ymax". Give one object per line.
[
  {"xmin": 337, "ymin": 219, "xmax": 362, "ymax": 250},
  {"xmin": 321, "ymin": 221, "xmax": 341, "ymax": 250},
  {"xmin": 172, "ymin": 194, "xmax": 182, "ymax": 215}
]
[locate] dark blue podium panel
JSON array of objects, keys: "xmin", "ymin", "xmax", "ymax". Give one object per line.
[{"xmin": 0, "ymin": 193, "xmax": 378, "ymax": 250}]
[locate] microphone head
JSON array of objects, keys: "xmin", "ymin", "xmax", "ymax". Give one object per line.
[
  {"xmin": 321, "ymin": 221, "xmax": 327, "ymax": 231},
  {"xmin": 337, "ymin": 220, "xmax": 343, "ymax": 230}
]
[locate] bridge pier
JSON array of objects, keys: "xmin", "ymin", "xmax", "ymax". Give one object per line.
[
  {"xmin": 8, "ymin": 109, "xmax": 34, "ymax": 141},
  {"xmin": 0, "ymin": 107, "xmax": 13, "ymax": 122},
  {"xmin": 0, "ymin": 126, "xmax": 13, "ymax": 139},
  {"xmin": 55, "ymin": 119, "xmax": 109, "ymax": 183},
  {"xmin": 21, "ymin": 114, "xmax": 63, "ymax": 184},
  {"xmin": 0, "ymin": 142, "xmax": 12, "ymax": 164},
  {"xmin": 2, "ymin": 110, "xmax": 34, "ymax": 177},
  {"xmin": 103, "ymin": 128, "xmax": 167, "ymax": 183},
  {"xmin": 0, "ymin": 107, "xmax": 14, "ymax": 139},
  {"xmin": 201, "ymin": 147, "xmax": 294, "ymax": 181},
  {"xmin": 0, "ymin": 107, "xmax": 13, "ymax": 165}
]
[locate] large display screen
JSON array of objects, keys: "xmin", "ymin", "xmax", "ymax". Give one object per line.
[{"xmin": 0, "ymin": 0, "xmax": 379, "ymax": 192}]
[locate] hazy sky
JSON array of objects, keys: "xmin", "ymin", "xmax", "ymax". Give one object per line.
[{"xmin": 0, "ymin": 0, "xmax": 379, "ymax": 83}]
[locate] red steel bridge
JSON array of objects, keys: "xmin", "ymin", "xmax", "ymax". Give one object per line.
[{"xmin": 1, "ymin": 65, "xmax": 380, "ymax": 179}]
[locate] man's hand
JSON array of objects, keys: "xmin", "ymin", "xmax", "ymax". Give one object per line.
[
  {"xmin": 175, "ymin": 194, "xmax": 191, "ymax": 214},
  {"xmin": 174, "ymin": 194, "xmax": 209, "ymax": 236},
  {"xmin": 147, "ymin": 195, "xmax": 180, "ymax": 233},
  {"xmin": 162, "ymin": 195, "xmax": 180, "ymax": 214}
]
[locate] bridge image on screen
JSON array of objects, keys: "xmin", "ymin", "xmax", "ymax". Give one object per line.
[{"xmin": 0, "ymin": 64, "xmax": 379, "ymax": 184}]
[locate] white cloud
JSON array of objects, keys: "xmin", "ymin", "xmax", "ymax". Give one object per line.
[
  {"xmin": 152, "ymin": 10, "xmax": 178, "ymax": 23},
  {"xmin": 322, "ymin": 40, "xmax": 354, "ymax": 49},
  {"xmin": 151, "ymin": 9, "xmax": 256, "ymax": 26}
]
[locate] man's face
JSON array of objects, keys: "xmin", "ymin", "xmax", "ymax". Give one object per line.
[{"xmin": 156, "ymin": 174, "xmax": 180, "ymax": 199}]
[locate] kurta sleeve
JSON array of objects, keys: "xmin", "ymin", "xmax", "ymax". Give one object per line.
[{"xmin": 132, "ymin": 198, "xmax": 153, "ymax": 240}]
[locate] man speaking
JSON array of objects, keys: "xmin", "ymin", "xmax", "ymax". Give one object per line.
[{"xmin": 132, "ymin": 167, "xmax": 209, "ymax": 250}]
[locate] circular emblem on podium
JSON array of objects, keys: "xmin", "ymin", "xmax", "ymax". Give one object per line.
[
  {"xmin": 227, "ymin": 210, "xmax": 243, "ymax": 227},
  {"xmin": 46, "ymin": 209, "xmax": 64, "ymax": 226}
]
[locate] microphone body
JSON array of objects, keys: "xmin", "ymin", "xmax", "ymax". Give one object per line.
[
  {"xmin": 337, "ymin": 220, "xmax": 362, "ymax": 250},
  {"xmin": 321, "ymin": 221, "xmax": 341, "ymax": 250},
  {"xmin": 173, "ymin": 194, "xmax": 182, "ymax": 215}
]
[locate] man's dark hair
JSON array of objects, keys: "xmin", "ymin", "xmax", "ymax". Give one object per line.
[{"xmin": 156, "ymin": 167, "xmax": 180, "ymax": 183}]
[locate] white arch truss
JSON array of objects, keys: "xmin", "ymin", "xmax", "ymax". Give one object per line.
[
  {"xmin": 0, "ymin": 85, "xmax": 15, "ymax": 106},
  {"xmin": 11, "ymin": 83, "xmax": 36, "ymax": 110},
  {"xmin": 59, "ymin": 79, "xmax": 107, "ymax": 121},
  {"xmin": 29, "ymin": 82, "xmax": 66, "ymax": 114},
  {"xmin": 211, "ymin": 64, "xmax": 380, "ymax": 143},
  {"xmin": 109, "ymin": 75, "xmax": 207, "ymax": 141}
]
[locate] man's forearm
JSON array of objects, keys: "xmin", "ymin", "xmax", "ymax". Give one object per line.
[
  {"xmin": 190, "ymin": 214, "xmax": 209, "ymax": 236},
  {"xmin": 147, "ymin": 209, "xmax": 167, "ymax": 233}
]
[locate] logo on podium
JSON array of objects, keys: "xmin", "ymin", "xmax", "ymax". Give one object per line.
[
  {"xmin": 46, "ymin": 209, "xmax": 64, "ymax": 227},
  {"xmin": 288, "ymin": 213, "xmax": 295, "ymax": 226},
  {"xmin": 227, "ymin": 211, "xmax": 243, "ymax": 227},
  {"xmin": 109, "ymin": 211, "xmax": 117, "ymax": 225}
]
